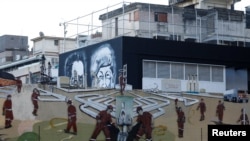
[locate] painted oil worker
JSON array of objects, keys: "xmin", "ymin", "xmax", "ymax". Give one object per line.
[
  {"xmin": 118, "ymin": 73, "xmax": 126, "ymax": 95},
  {"xmin": 196, "ymin": 98, "xmax": 206, "ymax": 121},
  {"xmin": 237, "ymin": 108, "xmax": 249, "ymax": 125},
  {"xmin": 176, "ymin": 106, "xmax": 185, "ymax": 138},
  {"xmin": 2, "ymin": 94, "xmax": 14, "ymax": 128},
  {"xmin": 216, "ymin": 100, "xmax": 225, "ymax": 124},
  {"xmin": 31, "ymin": 88, "xmax": 40, "ymax": 116},
  {"xmin": 64, "ymin": 99, "xmax": 77, "ymax": 135},
  {"xmin": 134, "ymin": 106, "xmax": 154, "ymax": 141},
  {"xmin": 89, "ymin": 105, "xmax": 115, "ymax": 141},
  {"xmin": 15, "ymin": 78, "xmax": 22, "ymax": 93}
]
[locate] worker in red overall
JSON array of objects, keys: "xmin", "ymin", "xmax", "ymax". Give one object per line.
[
  {"xmin": 216, "ymin": 100, "xmax": 225, "ymax": 124},
  {"xmin": 2, "ymin": 95, "xmax": 14, "ymax": 128},
  {"xmin": 64, "ymin": 99, "xmax": 77, "ymax": 135},
  {"xmin": 119, "ymin": 73, "xmax": 126, "ymax": 95},
  {"xmin": 176, "ymin": 106, "xmax": 185, "ymax": 138},
  {"xmin": 89, "ymin": 105, "xmax": 114, "ymax": 141},
  {"xmin": 196, "ymin": 98, "xmax": 206, "ymax": 121},
  {"xmin": 237, "ymin": 108, "xmax": 249, "ymax": 125},
  {"xmin": 31, "ymin": 88, "xmax": 40, "ymax": 116},
  {"xmin": 16, "ymin": 78, "xmax": 22, "ymax": 93},
  {"xmin": 134, "ymin": 106, "xmax": 154, "ymax": 141}
]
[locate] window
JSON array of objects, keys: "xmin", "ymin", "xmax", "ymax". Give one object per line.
[
  {"xmin": 129, "ymin": 13, "xmax": 132, "ymax": 22},
  {"xmin": 198, "ymin": 65, "xmax": 210, "ymax": 81},
  {"xmin": 143, "ymin": 61, "xmax": 156, "ymax": 78},
  {"xmin": 115, "ymin": 18, "xmax": 118, "ymax": 36},
  {"xmin": 185, "ymin": 64, "xmax": 197, "ymax": 80},
  {"xmin": 246, "ymin": 11, "xmax": 250, "ymax": 29},
  {"xmin": 212, "ymin": 66, "xmax": 223, "ymax": 82},
  {"xmin": 154, "ymin": 12, "xmax": 168, "ymax": 22},
  {"xmin": 171, "ymin": 63, "xmax": 183, "ymax": 79},
  {"xmin": 54, "ymin": 40, "xmax": 59, "ymax": 46},
  {"xmin": 134, "ymin": 10, "xmax": 139, "ymax": 21},
  {"xmin": 142, "ymin": 60, "xmax": 224, "ymax": 82},
  {"xmin": 157, "ymin": 62, "xmax": 170, "ymax": 78}
]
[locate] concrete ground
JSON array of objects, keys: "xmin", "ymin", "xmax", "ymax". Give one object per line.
[{"xmin": 0, "ymin": 84, "xmax": 249, "ymax": 141}]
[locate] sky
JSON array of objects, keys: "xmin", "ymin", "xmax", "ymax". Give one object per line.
[{"xmin": 0, "ymin": 0, "xmax": 249, "ymax": 49}]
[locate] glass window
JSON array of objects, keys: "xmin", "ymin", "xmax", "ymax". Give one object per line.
[
  {"xmin": 198, "ymin": 65, "xmax": 210, "ymax": 81},
  {"xmin": 143, "ymin": 61, "xmax": 156, "ymax": 78},
  {"xmin": 185, "ymin": 64, "xmax": 197, "ymax": 80},
  {"xmin": 171, "ymin": 63, "xmax": 183, "ymax": 79},
  {"xmin": 134, "ymin": 10, "xmax": 139, "ymax": 21},
  {"xmin": 157, "ymin": 62, "xmax": 170, "ymax": 78},
  {"xmin": 212, "ymin": 66, "xmax": 223, "ymax": 82},
  {"xmin": 154, "ymin": 12, "xmax": 168, "ymax": 22}
]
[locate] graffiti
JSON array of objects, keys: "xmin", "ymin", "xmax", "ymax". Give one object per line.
[
  {"xmin": 64, "ymin": 52, "xmax": 86, "ymax": 88},
  {"xmin": 90, "ymin": 43, "xmax": 116, "ymax": 88}
]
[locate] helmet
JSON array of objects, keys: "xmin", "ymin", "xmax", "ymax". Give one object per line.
[
  {"xmin": 107, "ymin": 105, "xmax": 113, "ymax": 110},
  {"xmin": 136, "ymin": 106, "xmax": 143, "ymax": 113},
  {"xmin": 241, "ymin": 108, "xmax": 245, "ymax": 113},
  {"xmin": 177, "ymin": 107, "xmax": 182, "ymax": 111},
  {"xmin": 67, "ymin": 99, "xmax": 72, "ymax": 104}
]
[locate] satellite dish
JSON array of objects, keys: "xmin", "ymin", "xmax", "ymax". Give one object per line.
[{"xmin": 39, "ymin": 32, "xmax": 44, "ymax": 37}]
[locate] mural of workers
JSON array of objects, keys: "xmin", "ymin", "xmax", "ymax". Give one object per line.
[
  {"xmin": 90, "ymin": 44, "xmax": 116, "ymax": 88},
  {"xmin": 64, "ymin": 52, "xmax": 86, "ymax": 88},
  {"xmin": 89, "ymin": 105, "xmax": 115, "ymax": 141},
  {"xmin": 133, "ymin": 106, "xmax": 154, "ymax": 141}
]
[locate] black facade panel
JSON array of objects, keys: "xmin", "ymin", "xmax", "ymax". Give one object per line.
[
  {"xmin": 59, "ymin": 36, "xmax": 250, "ymax": 90},
  {"xmin": 122, "ymin": 36, "xmax": 250, "ymax": 89}
]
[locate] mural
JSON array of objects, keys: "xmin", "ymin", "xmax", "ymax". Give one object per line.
[
  {"xmin": 90, "ymin": 43, "xmax": 117, "ymax": 88},
  {"xmin": 63, "ymin": 51, "xmax": 86, "ymax": 88},
  {"xmin": 59, "ymin": 42, "xmax": 118, "ymax": 89}
]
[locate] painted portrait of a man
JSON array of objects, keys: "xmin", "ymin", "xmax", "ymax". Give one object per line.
[
  {"xmin": 90, "ymin": 44, "xmax": 116, "ymax": 88},
  {"xmin": 64, "ymin": 52, "xmax": 86, "ymax": 88}
]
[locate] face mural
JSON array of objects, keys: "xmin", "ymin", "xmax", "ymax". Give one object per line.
[
  {"xmin": 64, "ymin": 52, "xmax": 86, "ymax": 88},
  {"xmin": 90, "ymin": 43, "xmax": 116, "ymax": 88}
]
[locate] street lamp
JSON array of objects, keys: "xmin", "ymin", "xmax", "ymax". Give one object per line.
[{"xmin": 59, "ymin": 22, "xmax": 67, "ymax": 53}]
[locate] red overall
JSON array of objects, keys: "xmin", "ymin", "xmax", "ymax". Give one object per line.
[
  {"xmin": 177, "ymin": 109, "xmax": 185, "ymax": 137},
  {"xmin": 90, "ymin": 110, "xmax": 112, "ymax": 141},
  {"xmin": 237, "ymin": 113, "xmax": 249, "ymax": 125},
  {"xmin": 135, "ymin": 112, "xmax": 153, "ymax": 141},
  {"xmin": 216, "ymin": 102, "xmax": 225, "ymax": 123},
  {"xmin": 197, "ymin": 100, "xmax": 206, "ymax": 121},
  {"xmin": 65, "ymin": 104, "xmax": 77, "ymax": 133},
  {"xmin": 16, "ymin": 79, "xmax": 22, "ymax": 93},
  {"xmin": 31, "ymin": 91, "xmax": 40, "ymax": 116},
  {"xmin": 119, "ymin": 74, "xmax": 125, "ymax": 94},
  {"xmin": 2, "ymin": 98, "xmax": 14, "ymax": 128}
]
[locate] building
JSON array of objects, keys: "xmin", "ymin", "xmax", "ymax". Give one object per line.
[
  {"xmin": 99, "ymin": 2, "xmax": 249, "ymax": 47},
  {"xmin": 0, "ymin": 36, "xmax": 76, "ymax": 84},
  {"xmin": 169, "ymin": 0, "xmax": 241, "ymax": 10},
  {"xmin": 58, "ymin": 1, "xmax": 250, "ymax": 93},
  {"xmin": 0, "ymin": 35, "xmax": 29, "ymax": 65}
]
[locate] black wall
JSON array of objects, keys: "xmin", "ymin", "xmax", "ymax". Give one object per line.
[{"xmin": 122, "ymin": 36, "xmax": 250, "ymax": 89}]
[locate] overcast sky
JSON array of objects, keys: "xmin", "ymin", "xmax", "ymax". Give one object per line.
[{"xmin": 0, "ymin": 0, "xmax": 248, "ymax": 48}]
